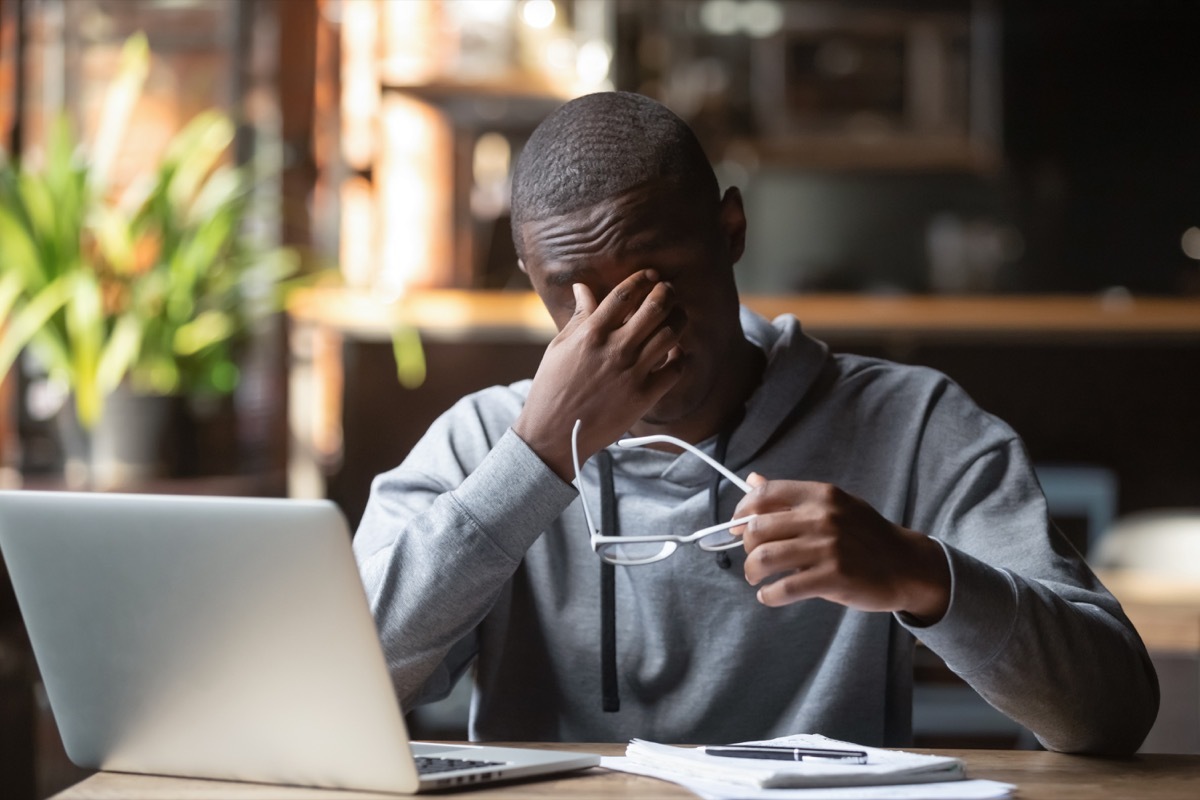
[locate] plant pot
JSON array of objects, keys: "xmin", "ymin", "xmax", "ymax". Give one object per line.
[{"xmin": 57, "ymin": 384, "xmax": 176, "ymax": 490}]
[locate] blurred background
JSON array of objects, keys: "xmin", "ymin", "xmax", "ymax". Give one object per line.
[{"xmin": 2, "ymin": 1, "xmax": 1200, "ymax": 796}]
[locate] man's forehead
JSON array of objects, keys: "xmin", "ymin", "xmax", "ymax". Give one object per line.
[{"xmin": 521, "ymin": 186, "xmax": 704, "ymax": 264}]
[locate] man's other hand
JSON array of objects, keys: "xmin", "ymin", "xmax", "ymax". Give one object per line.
[{"xmin": 733, "ymin": 474, "xmax": 951, "ymax": 623}]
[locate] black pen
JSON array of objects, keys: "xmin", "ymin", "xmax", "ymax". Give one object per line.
[{"xmin": 703, "ymin": 745, "xmax": 869, "ymax": 765}]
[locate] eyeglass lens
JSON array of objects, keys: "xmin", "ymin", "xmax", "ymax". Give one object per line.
[
  {"xmin": 596, "ymin": 528, "xmax": 742, "ymax": 565},
  {"xmin": 595, "ymin": 540, "xmax": 676, "ymax": 565}
]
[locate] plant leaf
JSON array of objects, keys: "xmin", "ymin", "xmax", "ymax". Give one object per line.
[
  {"xmin": 44, "ymin": 115, "xmax": 78, "ymax": 199},
  {"xmin": 17, "ymin": 171, "xmax": 56, "ymax": 245},
  {"xmin": 0, "ymin": 268, "xmax": 23, "ymax": 323},
  {"xmin": 188, "ymin": 164, "xmax": 244, "ymax": 225},
  {"xmin": 391, "ymin": 325, "xmax": 426, "ymax": 389},
  {"xmin": 96, "ymin": 312, "xmax": 142, "ymax": 395},
  {"xmin": 90, "ymin": 32, "xmax": 149, "ymax": 191},
  {"xmin": 0, "ymin": 203, "xmax": 45, "ymax": 290},
  {"xmin": 173, "ymin": 309, "xmax": 234, "ymax": 356},
  {"xmin": 0, "ymin": 274, "xmax": 76, "ymax": 381},
  {"xmin": 91, "ymin": 204, "xmax": 136, "ymax": 274},
  {"xmin": 165, "ymin": 110, "xmax": 235, "ymax": 213},
  {"xmin": 64, "ymin": 272, "xmax": 104, "ymax": 428}
]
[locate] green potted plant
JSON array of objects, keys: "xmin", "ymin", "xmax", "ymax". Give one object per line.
[{"xmin": 0, "ymin": 34, "xmax": 297, "ymax": 485}]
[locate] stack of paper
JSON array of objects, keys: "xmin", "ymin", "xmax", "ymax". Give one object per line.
[{"xmin": 601, "ymin": 733, "xmax": 1015, "ymax": 800}]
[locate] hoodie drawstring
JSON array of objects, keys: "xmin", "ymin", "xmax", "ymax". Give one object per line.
[
  {"xmin": 597, "ymin": 428, "xmax": 735, "ymax": 712},
  {"xmin": 597, "ymin": 449, "xmax": 620, "ymax": 712},
  {"xmin": 710, "ymin": 429, "xmax": 733, "ymax": 570}
]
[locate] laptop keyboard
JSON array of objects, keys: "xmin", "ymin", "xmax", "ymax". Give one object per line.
[{"xmin": 414, "ymin": 755, "xmax": 506, "ymax": 775}]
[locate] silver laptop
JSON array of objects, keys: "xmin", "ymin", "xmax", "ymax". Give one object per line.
[{"xmin": 0, "ymin": 490, "xmax": 600, "ymax": 793}]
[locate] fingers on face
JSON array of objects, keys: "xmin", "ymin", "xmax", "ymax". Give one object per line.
[
  {"xmin": 571, "ymin": 282, "xmax": 597, "ymax": 318},
  {"xmin": 640, "ymin": 353, "xmax": 686, "ymax": 403},
  {"xmin": 636, "ymin": 305, "xmax": 687, "ymax": 372},
  {"xmin": 590, "ymin": 269, "xmax": 661, "ymax": 328},
  {"xmin": 587, "ymin": 271, "xmax": 687, "ymax": 385},
  {"xmin": 622, "ymin": 278, "xmax": 680, "ymax": 336}
]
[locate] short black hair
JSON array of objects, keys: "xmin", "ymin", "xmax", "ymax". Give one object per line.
[{"xmin": 510, "ymin": 91, "xmax": 720, "ymax": 259}]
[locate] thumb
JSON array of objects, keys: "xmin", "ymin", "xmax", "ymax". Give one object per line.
[
  {"xmin": 733, "ymin": 472, "xmax": 768, "ymax": 519},
  {"xmin": 571, "ymin": 283, "xmax": 597, "ymax": 319}
]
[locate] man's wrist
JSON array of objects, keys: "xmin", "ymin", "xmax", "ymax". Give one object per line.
[
  {"xmin": 511, "ymin": 415, "xmax": 575, "ymax": 483},
  {"xmin": 901, "ymin": 532, "xmax": 952, "ymax": 625}
]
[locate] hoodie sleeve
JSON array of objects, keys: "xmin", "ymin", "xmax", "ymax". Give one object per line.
[
  {"xmin": 352, "ymin": 392, "xmax": 578, "ymax": 709},
  {"xmin": 897, "ymin": 387, "xmax": 1159, "ymax": 754}
]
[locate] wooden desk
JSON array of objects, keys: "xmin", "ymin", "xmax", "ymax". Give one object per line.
[{"xmin": 50, "ymin": 744, "xmax": 1200, "ymax": 800}]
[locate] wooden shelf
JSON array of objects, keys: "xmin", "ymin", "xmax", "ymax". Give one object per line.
[
  {"xmin": 288, "ymin": 287, "xmax": 1200, "ymax": 344},
  {"xmin": 288, "ymin": 287, "xmax": 555, "ymax": 342},
  {"xmin": 380, "ymin": 74, "xmax": 571, "ymax": 125},
  {"xmin": 744, "ymin": 294, "xmax": 1200, "ymax": 341},
  {"xmin": 381, "ymin": 73, "xmax": 572, "ymax": 102}
]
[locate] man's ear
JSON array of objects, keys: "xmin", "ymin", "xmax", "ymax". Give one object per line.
[
  {"xmin": 718, "ymin": 186, "xmax": 747, "ymax": 264},
  {"xmin": 517, "ymin": 258, "xmax": 528, "ymax": 274}
]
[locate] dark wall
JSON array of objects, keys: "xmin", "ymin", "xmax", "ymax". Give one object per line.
[
  {"xmin": 329, "ymin": 339, "xmax": 545, "ymax": 531},
  {"xmin": 845, "ymin": 337, "xmax": 1200, "ymax": 513},
  {"xmin": 1003, "ymin": 0, "xmax": 1200, "ymax": 293}
]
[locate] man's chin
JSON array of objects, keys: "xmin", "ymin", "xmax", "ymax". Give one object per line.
[
  {"xmin": 641, "ymin": 383, "xmax": 706, "ymax": 428},
  {"xmin": 639, "ymin": 409, "xmax": 678, "ymax": 427}
]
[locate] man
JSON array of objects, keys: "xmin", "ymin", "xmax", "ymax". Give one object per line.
[{"xmin": 354, "ymin": 92, "xmax": 1157, "ymax": 753}]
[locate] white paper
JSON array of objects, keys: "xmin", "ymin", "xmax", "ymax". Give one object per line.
[
  {"xmin": 625, "ymin": 734, "xmax": 967, "ymax": 789},
  {"xmin": 602, "ymin": 757, "xmax": 1016, "ymax": 800}
]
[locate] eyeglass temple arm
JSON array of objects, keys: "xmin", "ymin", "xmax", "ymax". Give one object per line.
[
  {"xmin": 615, "ymin": 434, "xmax": 754, "ymax": 494},
  {"xmin": 571, "ymin": 419, "xmax": 600, "ymax": 535}
]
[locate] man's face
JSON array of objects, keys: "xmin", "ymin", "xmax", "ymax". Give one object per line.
[{"xmin": 518, "ymin": 183, "xmax": 747, "ymax": 428}]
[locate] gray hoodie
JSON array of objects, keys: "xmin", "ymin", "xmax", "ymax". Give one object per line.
[{"xmin": 354, "ymin": 308, "xmax": 1158, "ymax": 753}]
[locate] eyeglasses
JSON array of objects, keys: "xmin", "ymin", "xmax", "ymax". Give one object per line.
[{"xmin": 571, "ymin": 419, "xmax": 755, "ymax": 565}]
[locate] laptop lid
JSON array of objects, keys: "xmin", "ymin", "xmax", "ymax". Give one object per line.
[{"xmin": 0, "ymin": 491, "xmax": 598, "ymax": 793}]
